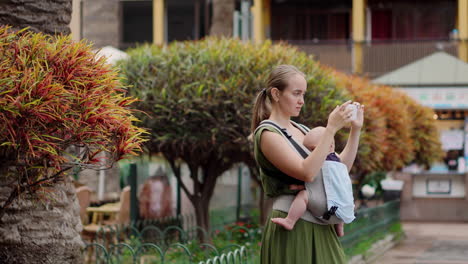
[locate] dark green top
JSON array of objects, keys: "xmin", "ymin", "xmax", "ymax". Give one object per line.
[{"xmin": 253, "ymin": 126, "xmax": 304, "ymax": 197}]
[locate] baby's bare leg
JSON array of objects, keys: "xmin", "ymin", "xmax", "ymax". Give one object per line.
[
  {"xmin": 334, "ymin": 223, "xmax": 344, "ymax": 237},
  {"xmin": 271, "ymin": 190, "xmax": 308, "ymax": 230}
]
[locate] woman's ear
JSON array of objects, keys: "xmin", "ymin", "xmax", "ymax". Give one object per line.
[{"xmin": 271, "ymin": 87, "xmax": 280, "ymax": 102}]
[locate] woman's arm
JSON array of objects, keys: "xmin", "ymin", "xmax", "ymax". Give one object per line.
[
  {"xmin": 261, "ymin": 102, "xmax": 354, "ymax": 182},
  {"xmin": 338, "ymin": 104, "xmax": 365, "ymax": 171}
]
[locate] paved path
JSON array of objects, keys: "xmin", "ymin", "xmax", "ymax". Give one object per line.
[{"xmin": 377, "ymin": 222, "xmax": 468, "ymax": 264}]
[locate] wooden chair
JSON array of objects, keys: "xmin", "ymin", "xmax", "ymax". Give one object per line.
[
  {"xmin": 76, "ymin": 186, "xmax": 93, "ymax": 225},
  {"xmin": 116, "ymin": 186, "xmax": 131, "ymax": 224},
  {"xmin": 82, "ymin": 186, "xmax": 131, "ymax": 238},
  {"xmin": 82, "ymin": 186, "xmax": 132, "ymax": 262}
]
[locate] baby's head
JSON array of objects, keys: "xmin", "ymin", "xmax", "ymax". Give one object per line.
[{"xmin": 303, "ymin": 126, "xmax": 335, "ymax": 153}]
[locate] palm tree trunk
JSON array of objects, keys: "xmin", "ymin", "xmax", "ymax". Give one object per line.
[
  {"xmin": 0, "ymin": 0, "xmax": 72, "ymax": 35},
  {"xmin": 0, "ymin": 1, "xmax": 80, "ymax": 263},
  {"xmin": 209, "ymin": 0, "xmax": 234, "ymax": 37},
  {"xmin": 0, "ymin": 175, "xmax": 83, "ymax": 263}
]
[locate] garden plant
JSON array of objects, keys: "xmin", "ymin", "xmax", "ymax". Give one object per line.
[{"xmin": 0, "ymin": 25, "xmax": 146, "ymax": 263}]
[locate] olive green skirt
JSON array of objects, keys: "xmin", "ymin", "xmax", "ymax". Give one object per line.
[{"xmin": 261, "ymin": 210, "xmax": 347, "ymax": 264}]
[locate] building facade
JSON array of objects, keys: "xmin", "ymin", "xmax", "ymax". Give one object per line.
[
  {"xmin": 70, "ymin": 0, "xmax": 210, "ymax": 49},
  {"xmin": 252, "ymin": 0, "xmax": 465, "ymax": 78},
  {"xmin": 70, "ymin": 0, "xmax": 468, "ymax": 78}
]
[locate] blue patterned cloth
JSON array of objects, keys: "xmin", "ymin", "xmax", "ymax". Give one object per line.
[{"xmin": 321, "ymin": 160, "xmax": 355, "ymax": 224}]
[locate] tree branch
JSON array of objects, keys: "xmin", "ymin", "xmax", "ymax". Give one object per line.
[
  {"xmin": 188, "ymin": 162, "xmax": 201, "ymax": 198},
  {"xmin": 166, "ymin": 157, "xmax": 193, "ymax": 201}
]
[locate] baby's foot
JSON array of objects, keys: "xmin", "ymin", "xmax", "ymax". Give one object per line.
[
  {"xmin": 335, "ymin": 223, "xmax": 344, "ymax": 237},
  {"xmin": 271, "ymin": 218, "xmax": 295, "ymax": 230}
]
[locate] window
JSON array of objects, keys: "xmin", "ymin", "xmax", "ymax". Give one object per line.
[
  {"xmin": 369, "ymin": 0, "xmax": 455, "ymax": 41},
  {"xmin": 121, "ymin": 1, "xmax": 153, "ymax": 48},
  {"xmin": 271, "ymin": 6, "xmax": 350, "ymax": 42}
]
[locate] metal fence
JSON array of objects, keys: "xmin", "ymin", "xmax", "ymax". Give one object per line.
[
  {"xmin": 198, "ymin": 246, "xmax": 250, "ymax": 264},
  {"xmin": 121, "ymin": 161, "xmax": 253, "ymax": 227},
  {"xmin": 83, "ymin": 200, "xmax": 401, "ymax": 263},
  {"xmin": 83, "ymin": 224, "xmax": 258, "ymax": 264},
  {"xmin": 83, "ymin": 242, "xmax": 251, "ymax": 264},
  {"xmin": 86, "ymin": 243, "xmax": 253, "ymax": 264},
  {"xmin": 287, "ymin": 39, "xmax": 458, "ymax": 78},
  {"xmin": 363, "ymin": 40, "xmax": 457, "ymax": 78},
  {"xmin": 89, "ymin": 221, "xmax": 258, "ymax": 248},
  {"xmin": 87, "ymin": 203, "xmax": 256, "ymax": 247},
  {"xmin": 340, "ymin": 199, "xmax": 401, "ymax": 250}
]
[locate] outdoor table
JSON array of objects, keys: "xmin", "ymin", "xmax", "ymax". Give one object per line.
[{"xmin": 86, "ymin": 202, "xmax": 120, "ymax": 225}]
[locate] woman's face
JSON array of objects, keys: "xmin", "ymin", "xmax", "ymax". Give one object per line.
[{"xmin": 277, "ymin": 74, "xmax": 307, "ymax": 117}]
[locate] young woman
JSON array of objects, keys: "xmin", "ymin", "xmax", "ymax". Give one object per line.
[{"xmin": 252, "ymin": 64, "xmax": 364, "ymax": 263}]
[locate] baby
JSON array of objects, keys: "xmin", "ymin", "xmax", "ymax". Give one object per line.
[{"xmin": 271, "ymin": 126, "xmax": 352, "ymax": 237}]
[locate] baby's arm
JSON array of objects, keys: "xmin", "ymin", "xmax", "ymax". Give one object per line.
[
  {"xmin": 337, "ymin": 128, "xmax": 360, "ymax": 171},
  {"xmin": 338, "ymin": 103, "xmax": 365, "ymax": 171}
]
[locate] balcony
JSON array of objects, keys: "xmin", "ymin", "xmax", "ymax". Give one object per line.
[{"xmin": 288, "ymin": 40, "xmax": 459, "ymax": 79}]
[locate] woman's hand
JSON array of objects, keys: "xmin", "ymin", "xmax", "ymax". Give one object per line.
[
  {"xmin": 327, "ymin": 100, "xmax": 354, "ymax": 133},
  {"xmin": 351, "ymin": 102, "xmax": 365, "ymax": 129}
]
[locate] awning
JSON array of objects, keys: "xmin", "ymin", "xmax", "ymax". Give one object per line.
[
  {"xmin": 398, "ymin": 87, "xmax": 468, "ymax": 109},
  {"xmin": 373, "ymin": 52, "xmax": 468, "ymax": 86},
  {"xmin": 373, "ymin": 52, "xmax": 468, "ymax": 109}
]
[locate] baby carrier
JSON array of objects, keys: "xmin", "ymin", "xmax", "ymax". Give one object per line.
[{"xmin": 255, "ymin": 120, "xmax": 355, "ymax": 225}]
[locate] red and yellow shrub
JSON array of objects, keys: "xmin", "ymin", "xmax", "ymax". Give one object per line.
[{"xmin": 0, "ymin": 26, "xmax": 146, "ymax": 189}]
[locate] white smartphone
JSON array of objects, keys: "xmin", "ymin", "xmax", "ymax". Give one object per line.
[{"xmin": 346, "ymin": 104, "xmax": 358, "ymax": 121}]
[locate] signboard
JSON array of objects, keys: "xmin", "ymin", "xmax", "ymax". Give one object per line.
[
  {"xmin": 465, "ymin": 117, "xmax": 468, "ymax": 172},
  {"xmin": 413, "ymin": 174, "xmax": 465, "ymax": 198},
  {"xmin": 426, "ymin": 179, "xmax": 452, "ymax": 194},
  {"xmin": 465, "ymin": 117, "xmax": 468, "ymax": 158},
  {"xmin": 401, "ymin": 88, "xmax": 468, "ymax": 109},
  {"xmin": 440, "ymin": 130, "xmax": 464, "ymax": 150}
]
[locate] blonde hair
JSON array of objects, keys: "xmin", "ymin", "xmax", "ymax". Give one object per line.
[{"xmin": 251, "ymin": 65, "xmax": 305, "ymax": 132}]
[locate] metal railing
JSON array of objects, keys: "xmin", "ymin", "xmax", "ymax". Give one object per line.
[
  {"xmin": 198, "ymin": 246, "xmax": 250, "ymax": 264},
  {"xmin": 83, "ymin": 200, "xmax": 401, "ymax": 263},
  {"xmin": 290, "ymin": 41, "xmax": 352, "ymax": 74},
  {"xmin": 85, "ymin": 243, "xmax": 252, "ymax": 264},
  {"xmin": 363, "ymin": 40, "xmax": 457, "ymax": 78},
  {"xmin": 284, "ymin": 39, "xmax": 459, "ymax": 78},
  {"xmin": 85, "ymin": 204, "xmax": 256, "ymax": 247},
  {"xmin": 83, "ymin": 242, "xmax": 250, "ymax": 264},
  {"xmin": 340, "ymin": 199, "xmax": 401, "ymax": 249},
  {"xmin": 89, "ymin": 222, "xmax": 258, "ymax": 248},
  {"xmin": 83, "ymin": 224, "xmax": 258, "ymax": 264}
]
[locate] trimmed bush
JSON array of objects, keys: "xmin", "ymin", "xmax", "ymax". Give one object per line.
[
  {"xmin": 403, "ymin": 95, "xmax": 443, "ymax": 168},
  {"xmin": 334, "ymin": 71, "xmax": 443, "ymax": 174}
]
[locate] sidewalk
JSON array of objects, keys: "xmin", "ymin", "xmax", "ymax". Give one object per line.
[{"xmin": 376, "ymin": 222, "xmax": 468, "ymax": 264}]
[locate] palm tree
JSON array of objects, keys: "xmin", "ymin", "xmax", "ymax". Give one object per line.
[
  {"xmin": 0, "ymin": 2, "xmax": 80, "ymax": 262},
  {"xmin": 0, "ymin": 0, "xmax": 72, "ymax": 35},
  {"xmin": 0, "ymin": 1, "xmax": 144, "ymax": 263},
  {"xmin": 209, "ymin": 0, "xmax": 235, "ymax": 36}
]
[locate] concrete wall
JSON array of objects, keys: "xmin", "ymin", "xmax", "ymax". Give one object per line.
[
  {"xmin": 78, "ymin": 163, "xmax": 121, "ymax": 202},
  {"xmin": 395, "ymin": 172, "xmax": 468, "ymax": 222},
  {"xmin": 82, "ymin": 0, "xmax": 120, "ymax": 48}
]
